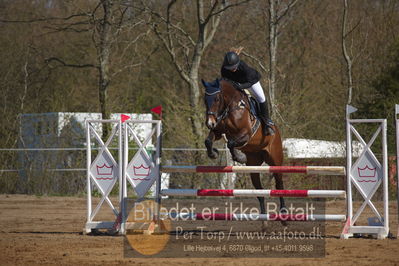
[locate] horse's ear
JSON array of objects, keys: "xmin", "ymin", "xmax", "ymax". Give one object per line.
[{"xmin": 201, "ymin": 79, "xmax": 208, "ymax": 88}]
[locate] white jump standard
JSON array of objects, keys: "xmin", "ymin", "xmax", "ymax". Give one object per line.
[
  {"xmin": 85, "ymin": 119, "xmax": 123, "ymax": 233},
  {"xmin": 341, "ymin": 105, "xmax": 389, "ymax": 239}
]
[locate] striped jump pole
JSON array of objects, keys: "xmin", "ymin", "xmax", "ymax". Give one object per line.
[
  {"xmin": 164, "ymin": 213, "xmax": 347, "ymax": 222},
  {"xmin": 161, "ymin": 189, "xmax": 346, "ymax": 198},
  {"xmin": 162, "ymin": 165, "xmax": 346, "ymax": 176}
]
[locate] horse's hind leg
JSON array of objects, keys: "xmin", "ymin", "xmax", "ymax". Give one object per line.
[
  {"xmin": 274, "ymin": 172, "xmax": 286, "ymax": 212},
  {"xmin": 264, "ymin": 142, "xmax": 287, "ymax": 225},
  {"xmin": 273, "ymin": 172, "xmax": 287, "ymax": 226},
  {"xmin": 250, "ymin": 173, "xmax": 265, "ymax": 214},
  {"xmin": 247, "ymin": 153, "xmax": 265, "ymax": 214},
  {"xmin": 264, "ymin": 152, "xmax": 286, "ymax": 212}
]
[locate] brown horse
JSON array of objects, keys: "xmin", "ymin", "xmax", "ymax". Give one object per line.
[{"xmin": 202, "ymin": 78, "xmax": 286, "ymax": 216}]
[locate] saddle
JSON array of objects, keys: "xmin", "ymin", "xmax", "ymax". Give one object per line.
[
  {"xmin": 230, "ymin": 85, "xmax": 259, "ymax": 121},
  {"xmin": 246, "ymin": 94, "xmax": 261, "ymax": 119},
  {"xmin": 236, "ymin": 89, "xmax": 262, "ymax": 135}
]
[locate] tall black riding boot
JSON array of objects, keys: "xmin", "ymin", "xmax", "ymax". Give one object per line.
[{"xmin": 258, "ymin": 102, "xmax": 275, "ymax": 135}]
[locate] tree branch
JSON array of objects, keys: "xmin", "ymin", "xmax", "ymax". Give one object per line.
[
  {"xmin": 276, "ymin": 0, "xmax": 298, "ymax": 23},
  {"xmin": 342, "ymin": 0, "xmax": 353, "ymax": 105},
  {"xmin": 204, "ymin": 0, "xmax": 226, "ymax": 48},
  {"xmin": 45, "ymin": 57, "xmax": 97, "ymax": 69},
  {"xmin": 241, "ymin": 51, "xmax": 268, "ymax": 73},
  {"xmin": 207, "ymin": 0, "xmax": 252, "ymax": 18},
  {"xmin": 141, "ymin": 1, "xmax": 196, "ymax": 46},
  {"xmin": 0, "ymin": 13, "xmax": 90, "ymax": 24},
  {"xmin": 152, "ymin": 24, "xmax": 190, "ymax": 83}
]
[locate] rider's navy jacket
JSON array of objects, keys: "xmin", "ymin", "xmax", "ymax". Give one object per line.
[{"xmin": 220, "ymin": 60, "xmax": 261, "ymax": 89}]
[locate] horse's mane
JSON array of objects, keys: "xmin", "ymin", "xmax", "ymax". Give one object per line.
[{"xmin": 220, "ymin": 79, "xmax": 247, "ymax": 100}]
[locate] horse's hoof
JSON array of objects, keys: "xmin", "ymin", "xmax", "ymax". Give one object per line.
[
  {"xmin": 261, "ymin": 221, "xmax": 268, "ymax": 232},
  {"xmin": 234, "ymin": 154, "xmax": 247, "ymax": 164},
  {"xmin": 208, "ymin": 153, "xmax": 217, "ymax": 159},
  {"xmin": 280, "ymin": 207, "xmax": 288, "ymax": 226},
  {"xmin": 208, "ymin": 148, "xmax": 219, "ymax": 159}
]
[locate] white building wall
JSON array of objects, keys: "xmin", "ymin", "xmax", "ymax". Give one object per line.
[
  {"xmin": 20, "ymin": 112, "xmax": 153, "ymax": 147},
  {"xmin": 283, "ymin": 138, "xmax": 363, "ymax": 158}
]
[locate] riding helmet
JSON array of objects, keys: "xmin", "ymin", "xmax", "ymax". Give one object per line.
[{"xmin": 223, "ymin": 51, "xmax": 240, "ymax": 70}]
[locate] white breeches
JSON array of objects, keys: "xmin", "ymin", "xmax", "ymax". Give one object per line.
[{"xmin": 248, "ymin": 82, "xmax": 266, "ymax": 103}]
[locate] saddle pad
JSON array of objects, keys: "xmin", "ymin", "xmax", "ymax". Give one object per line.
[{"xmin": 249, "ymin": 96, "xmax": 260, "ymax": 119}]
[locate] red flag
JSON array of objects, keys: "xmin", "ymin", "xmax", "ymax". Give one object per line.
[
  {"xmin": 121, "ymin": 114, "xmax": 130, "ymax": 123},
  {"xmin": 151, "ymin": 105, "xmax": 162, "ymax": 120},
  {"xmin": 151, "ymin": 105, "xmax": 162, "ymax": 115}
]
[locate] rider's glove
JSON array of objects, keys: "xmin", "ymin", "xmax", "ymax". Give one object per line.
[{"xmin": 232, "ymin": 81, "xmax": 244, "ymax": 90}]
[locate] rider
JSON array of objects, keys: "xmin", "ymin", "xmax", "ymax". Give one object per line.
[{"xmin": 221, "ymin": 48, "xmax": 275, "ymax": 135}]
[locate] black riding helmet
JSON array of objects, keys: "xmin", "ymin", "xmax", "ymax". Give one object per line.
[{"xmin": 223, "ymin": 51, "xmax": 240, "ymax": 70}]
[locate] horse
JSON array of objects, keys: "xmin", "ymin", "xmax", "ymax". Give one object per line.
[{"xmin": 201, "ymin": 78, "xmax": 286, "ymax": 220}]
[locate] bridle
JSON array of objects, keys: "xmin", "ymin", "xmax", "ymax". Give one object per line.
[
  {"xmin": 205, "ymin": 86, "xmax": 247, "ymax": 128},
  {"xmin": 205, "ymin": 89, "xmax": 229, "ymax": 127}
]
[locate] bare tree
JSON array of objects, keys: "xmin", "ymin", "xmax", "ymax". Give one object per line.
[
  {"xmin": 142, "ymin": 0, "xmax": 250, "ymax": 145},
  {"xmin": 44, "ymin": 0, "xmax": 146, "ymax": 137},
  {"xmin": 97, "ymin": 0, "xmax": 113, "ymax": 135},
  {"xmin": 267, "ymin": 0, "xmax": 298, "ymax": 117},
  {"xmin": 342, "ymin": 0, "xmax": 353, "ymax": 105}
]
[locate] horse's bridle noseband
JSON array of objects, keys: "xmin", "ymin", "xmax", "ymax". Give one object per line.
[
  {"xmin": 210, "ymin": 106, "xmax": 230, "ymax": 126},
  {"xmin": 205, "ymin": 90, "xmax": 230, "ymax": 126}
]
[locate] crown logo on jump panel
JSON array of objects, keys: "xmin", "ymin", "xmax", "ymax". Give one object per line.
[
  {"xmin": 357, "ymin": 165, "xmax": 377, "ymax": 182},
  {"xmin": 133, "ymin": 164, "xmax": 150, "ymax": 176},
  {"xmin": 96, "ymin": 164, "xmax": 114, "ymax": 176}
]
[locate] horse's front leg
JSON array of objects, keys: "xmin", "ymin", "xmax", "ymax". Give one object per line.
[
  {"xmin": 205, "ymin": 131, "xmax": 219, "ymax": 159},
  {"xmin": 227, "ymin": 134, "xmax": 250, "ymax": 164}
]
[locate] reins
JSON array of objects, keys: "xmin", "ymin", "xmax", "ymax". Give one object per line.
[{"xmin": 207, "ymin": 85, "xmax": 258, "ymax": 138}]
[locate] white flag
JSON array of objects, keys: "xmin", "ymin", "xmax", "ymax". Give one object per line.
[{"xmin": 346, "ymin": 105, "xmax": 358, "ymax": 115}]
